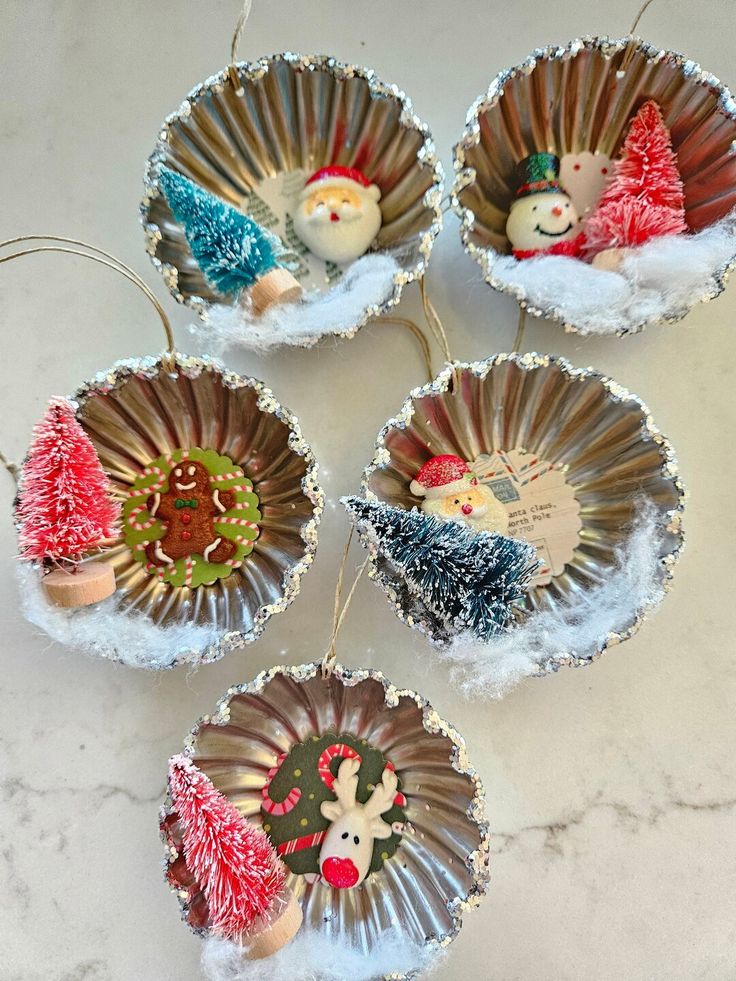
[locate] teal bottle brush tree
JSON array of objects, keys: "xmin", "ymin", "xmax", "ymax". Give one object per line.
[{"xmin": 158, "ymin": 168, "xmax": 303, "ymax": 315}]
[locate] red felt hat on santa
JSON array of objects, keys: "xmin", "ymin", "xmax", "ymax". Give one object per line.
[
  {"xmin": 300, "ymin": 165, "xmax": 381, "ymax": 202},
  {"xmin": 409, "ymin": 454, "xmax": 478, "ymax": 500}
]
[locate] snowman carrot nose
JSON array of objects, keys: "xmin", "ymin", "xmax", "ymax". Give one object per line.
[{"xmin": 551, "ymin": 205, "xmax": 563, "ymax": 217}]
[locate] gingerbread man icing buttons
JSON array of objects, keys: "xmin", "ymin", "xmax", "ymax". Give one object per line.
[{"xmin": 122, "ymin": 447, "xmax": 260, "ymax": 588}]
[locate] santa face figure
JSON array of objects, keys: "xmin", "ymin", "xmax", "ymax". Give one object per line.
[
  {"xmin": 293, "ymin": 165, "xmax": 382, "ymax": 265},
  {"xmin": 506, "ymin": 190, "xmax": 580, "ymax": 253},
  {"xmin": 410, "ymin": 454, "xmax": 509, "ymax": 536}
]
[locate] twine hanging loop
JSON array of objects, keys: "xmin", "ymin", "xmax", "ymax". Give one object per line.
[
  {"xmin": 0, "ymin": 235, "xmax": 176, "ymax": 359},
  {"xmin": 321, "ymin": 527, "xmax": 370, "ymax": 678},
  {"xmin": 228, "ymin": 0, "xmax": 253, "ymax": 92}
]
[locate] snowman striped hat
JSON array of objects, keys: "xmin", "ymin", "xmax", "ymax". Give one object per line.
[
  {"xmin": 513, "ymin": 152, "xmax": 565, "ymax": 199},
  {"xmin": 409, "ymin": 454, "xmax": 478, "ymax": 500}
]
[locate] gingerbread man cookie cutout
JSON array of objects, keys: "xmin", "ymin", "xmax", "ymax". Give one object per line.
[
  {"xmin": 146, "ymin": 459, "xmax": 237, "ymax": 567},
  {"xmin": 123, "ymin": 448, "xmax": 261, "ymax": 589}
]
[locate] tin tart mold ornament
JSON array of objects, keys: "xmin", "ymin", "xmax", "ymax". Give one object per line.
[
  {"xmin": 355, "ymin": 353, "xmax": 685, "ymax": 692},
  {"xmin": 453, "ymin": 35, "xmax": 736, "ymax": 335},
  {"xmin": 160, "ymin": 663, "xmax": 489, "ymax": 980},
  {"xmin": 142, "ymin": 51, "xmax": 443, "ymax": 352},
  {"xmin": 4, "ymin": 237, "xmax": 323, "ymax": 670},
  {"xmin": 47, "ymin": 354, "xmax": 323, "ymax": 669}
]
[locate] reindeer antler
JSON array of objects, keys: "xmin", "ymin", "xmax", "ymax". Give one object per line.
[
  {"xmin": 320, "ymin": 756, "xmax": 360, "ymax": 823},
  {"xmin": 333, "ymin": 756, "xmax": 360, "ymax": 807},
  {"xmin": 363, "ymin": 765, "xmax": 398, "ymax": 821}
]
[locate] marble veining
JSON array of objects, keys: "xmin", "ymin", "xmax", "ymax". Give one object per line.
[{"xmin": 1, "ymin": 0, "xmax": 735, "ymax": 979}]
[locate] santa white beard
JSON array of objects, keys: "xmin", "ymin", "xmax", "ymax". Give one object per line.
[
  {"xmin": 421, "ymin": 491, "xmax": 509, "ymax": 536},
  {"xmin": 294, "ymin": 198, "xmax": 382, "ymax": 264}
]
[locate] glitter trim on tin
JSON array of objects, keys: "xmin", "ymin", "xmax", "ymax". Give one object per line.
[
  {"xmin": 358, "ymin": 353, "xmax": 686, "ymax": 669},
  {"xmin": 66, "ymin": 351, "xmax": 324, "ymax": 668},
  {"xmin": 160, "ymin": 662, "xmax": 490, "ymax": 978},
  {"xmin": 452, "ymin": 36, "xmax": 736, "ymax": 335},
  {"xmin": 141, "ymin": 52, "xmax": 444, "ymax": 337}
]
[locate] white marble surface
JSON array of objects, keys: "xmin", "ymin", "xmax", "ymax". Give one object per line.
[{"xmin": 1, "ymin": 1, "xmax": 735, "ymax": 978}]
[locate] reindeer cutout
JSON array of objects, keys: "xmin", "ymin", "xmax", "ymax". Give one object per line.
[{"xmin": 318, "ymin": 756, "xmax": 398, "ymax": 889}]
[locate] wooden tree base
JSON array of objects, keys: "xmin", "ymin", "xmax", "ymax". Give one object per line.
[
  {"xmin": 591, "ymin": 247, "xmax": 628, "ymax": 273},
  {"xmin": 43, "ymin": 562, "xmax": 116, "ymax": 608},
  {"xmin": 243, "ymin": 887, "xmax": 303, "ymax": 960},
  {"xmin": 250, "ymin": 267, "xmax": 303, "ymax": 316}
]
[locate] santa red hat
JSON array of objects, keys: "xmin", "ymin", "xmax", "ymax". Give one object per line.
[
  {"xmin": 300, "ymin": 165, "xmax": 381, "ymax": 202},
  {"xmin": 409, "ymin": 455, "xmax": 478, "ymax": 500}
]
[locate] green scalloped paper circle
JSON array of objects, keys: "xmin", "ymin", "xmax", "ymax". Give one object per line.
[
  {"xmin": 262, "ymin": 732, "xmax": 406, "ymax": 878},
  {"xmin": 122, "ymin": 447, "xmax": 260, "ymax": 588}
]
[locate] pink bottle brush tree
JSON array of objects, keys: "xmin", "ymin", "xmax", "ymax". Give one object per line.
[
  {"xmin": 585, "ymin": 100, "xmax": 688, "ymax": 266},
  {"xmin": 16, "ymin": 397, "xmax": 120, "ymax": 606},
  {"xmin": 167, "ymin": 754, "xmax": 303, "ymax": 959}
]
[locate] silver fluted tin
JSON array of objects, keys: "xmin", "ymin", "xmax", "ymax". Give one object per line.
[
  {"xmin": 142, "ymin": 53, "xmax": 443, "ymax": 332},
  {"xmin": 160, "ymin": 662, "xmax": 489, "ymax": 979},
  {"xmin": 453, "ymin": 36, "xmax": 736, "ymax": 334},
  {"xmin": 70, "ymin": 353, "xmax": 323, "ymax": 666},
  {"xmin": 360, "ymin": 354, "xmax": 685, "ymax": 666}
]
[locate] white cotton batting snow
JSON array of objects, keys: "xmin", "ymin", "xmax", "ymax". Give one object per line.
[
  {"xmin": 17, "ymin": 564, "xmax": 224, "ymax": 669},
  {"xmin": 489, "ymin": 213, "xmax": 736, "ymax": 334},
  {"xmin": 201, "ymin": 928, "xmax": 445, "ymax": 981},
  {"xmin": 440, "ymin": 505, "xmax": 670, "ymax": 699},
  {"xmin": 195, "ymin": 253, "xmax": 400, "ymax": 355}
]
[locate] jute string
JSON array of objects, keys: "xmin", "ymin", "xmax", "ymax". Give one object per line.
[
  {"xmin": 620, "ymin": 0, "xmax": 660, "ymax": 72},
  {"xmin": 321, "ymin": 527, "xmax": 371, "ymax": 678},
  {"xmin": 374, "ymin": 316, "xmax": 433, "ymax": 383},
  {"xmin": 230, "ymin": 0, "xmax": 253, "ymax": 63},
  {"xmin": 0, "ymin": 451, "xmax": 19, "ymax": 484},
  {"xmin": 0, "ymin": 236, "xmax": 178, "ymax": 481},
  {"xmin": 419, "ymin": 279, "xmax": 453, "ymax": 365},
  {"xmin": 0, "ymin": 236, "xmax": 175, "ymax": 357},
  {"xmin": 629, "ymin": 0, "xmax": 658, "ymax": 34},
  {"xmin": 320, "ymin": 278, "xmax": 465, "ymax": 676},
  {"xmin": 228, "ymin": 0, "xmax": 253, "ymax": 91},
  {"xmin": 513, "ymin": 307, "xmax": 527, "ymax": 353}
]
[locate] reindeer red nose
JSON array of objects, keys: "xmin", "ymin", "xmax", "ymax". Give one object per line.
[
  {"xmin": 551, "ymin": 205, "xmax": 563, "ymax": 217},
  {"xmin": 330, "ymin": 211, "xmax": 340, "ymax": 222},
  {"xmin": 461, "ymin": 503, "xmax": 473, "ymax": 515},
  {"xmin": 321, "ymin": 856, "xmax": 359, "ymax": 889}
]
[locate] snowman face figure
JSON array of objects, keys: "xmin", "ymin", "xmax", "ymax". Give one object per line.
[{"xmin": 506, "ymin": 191, "xmax": 580, "ymax": 252}]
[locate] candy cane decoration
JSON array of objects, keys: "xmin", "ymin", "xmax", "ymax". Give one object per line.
[
  {"xmin": 127, "ymin": 503, "xmax": 159, "ymax": 531},
  {"xmin": 276, "ymin": 830, "xmax": 327, "ymax": 858},
  {"xmin": 384, "ymin": 762, "xmax": 407, "ymax": 808},
  {"xmin": 145, "ymin": 561, "xmax": 168, "ymax": 582},
  {"xmin": 261, "ymin": 752, "xmax": 302, "ymax": 816},
  {"xmin": 127, "ymin": 465, "xmax": 168, "ymax": 530},
  {"xmin": 215, "ymin": 514, "xmax": 260, "ymax": 531},
  {"xmin": 318, "ymin": 743, "xmax": 406, "ymax": 807},
  {"xmin": 211, "ymin": 471, "xmax": 252, "ymax": 487},
  {"xmin": 318, "ymin": 743, "xmax": 362, "ymax": 791}
]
